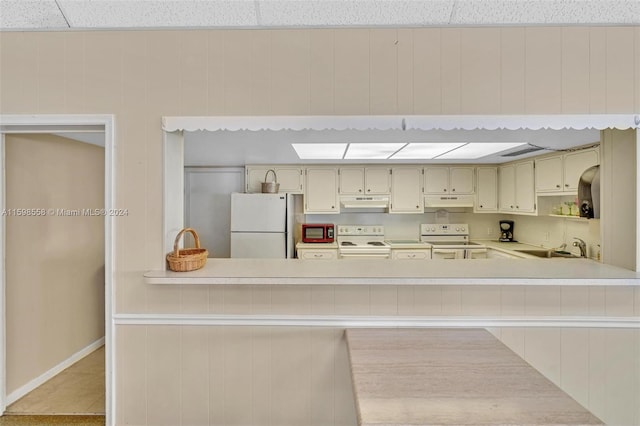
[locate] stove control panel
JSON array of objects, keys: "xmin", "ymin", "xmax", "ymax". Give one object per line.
[
  {"xmin": 420, "ymin": 223, "xmax": 469, "ymax": 235},
  {"xmin": 338, "ymin": 225, "xmax": 385, "ymax": 236}
]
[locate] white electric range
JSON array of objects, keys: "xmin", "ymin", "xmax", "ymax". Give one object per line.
[
  {"xmin": 337, "ymin": 225, "xmax": 391, "ymax": 259},
  {"xmin": 420, "ymin": 223, "xmax": 487, "ymax": 259}
]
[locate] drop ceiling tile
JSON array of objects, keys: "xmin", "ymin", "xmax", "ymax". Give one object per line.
[
  {"xmin": 452, "ymin": 0, "xmax": 640, "ymax": 25},
  {"xmin": 0, "ymin": 0, "xmax": 69, "ymax": 29},
  {"xmin": 259, "ymin": 0, "xmax": 453, "ymax": 27},
  {"xmin": 57, "ymin": 0, "xmax": 258, "ymax": 28}
]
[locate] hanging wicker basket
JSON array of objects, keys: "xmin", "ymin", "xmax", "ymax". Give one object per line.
[{"xmin": 166, "ymin": 228, "xmax": 208, "ymax": 272}]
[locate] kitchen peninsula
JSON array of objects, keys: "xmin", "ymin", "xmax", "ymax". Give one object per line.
[{"xmin": 145, "ymin": 258, "xmax": 640, "ymax": 285}]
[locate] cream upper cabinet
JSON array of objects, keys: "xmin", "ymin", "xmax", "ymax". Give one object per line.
[
  {"xmin": 563, "ymin": 149, "xmax": 599, "ymax": 192},
  {"xmin": 499, "ymin": 164, "xmax": 516, "ymax": 211},
  {"xmin": 499, "ymin": 160, "xmax": 536, "ymax": 214},
  {"xmin": 304, "ymin": 167, "xmax": 339, "ymax": 214},
  {"xmin": 475, "ymin": 167, "xmax": 498, "ymax": 212},
  {"xmin": 246, "ymin": 166, "xmax": 303, "ymax": 193},
  {"xmin": 339, "ymin": 167, "xmax": 390, "ymax": 195},
  {"xmin": 535, "ymin": 148, "xmax": 599, "ymax": 194},
  {"xmin": 535, "ymin": 156, "xmax": 563, "ymax": 192},
  {"xmin": 424, "ymin": 166, "xmax": 474, "ymax": 194},
  {"xmin": 424, "ymin": 167, "xmax": 450, "ymax": 194},
  {"xmin": 515, "ymin": 161, "xmax": 536, "ymax": 213},
  {"xmin": 390, "ymin": 167, "xmax": 424, "ymax": 213}
]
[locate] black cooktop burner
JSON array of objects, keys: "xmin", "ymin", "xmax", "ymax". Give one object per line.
[
  {"xmin": 341, "ymin": 241, "xmax": 356, "ymax": 246},
  {"xmin": 367, "ymin": 241, "xmax": 385, "ymax": 246}
]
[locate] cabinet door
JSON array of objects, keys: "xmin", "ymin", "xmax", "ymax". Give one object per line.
[
  {"xmin": 424, "ymin": 167, "xmax": 450, "ymax": 194},
  {"xmin": 535, "ymin": 156, "xmax": 563, "ymax": 192},
  {"xmin": 339, "ymin": 167, "xmax": 364, "ymax": 194},
  {"xmin": 365, "ymin": 167, "xmax": 391, "ymax": 194},
  {"xmin": 298, "ymin": 249, "xmax": 338, "ymax": 260},
  {"xmin": 449, "ymin": 167, "xmax": 474, "ymax": 194},
  {"xmin": 499, "ymin": 165, "xmax": 515, "ymax": 211},
  {"xmin": 515, "ymin": 161, "xmax": 536, "ymax": 212},
  {"xmin": 392, "ymin": 250, "xmax": 431, "ymax": 260},
  {"xmin": 304, "ymin": 168, "xmax": 339, "ymax": 213},
  {"xmin": 246, "ymin": 166, "xmax": 303, "ymax": 193},
  {"xmin": 563, "ymin": 149, "xmax": 599, "ymax": 192},
  {"xmin": 475, "ymin": 167, "xmax": 498, "ymax": 212},
  {"xmin": 390, "ymin": 168, "xmax": 423, "ymax": 213}
]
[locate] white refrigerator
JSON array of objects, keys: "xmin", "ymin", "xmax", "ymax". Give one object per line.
[{"xmin": 230, "ymin": 193, "xmax": 295, "ymax": 258}]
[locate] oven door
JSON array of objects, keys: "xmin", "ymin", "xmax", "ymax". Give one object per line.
[
  {"xmin": 431, "ymin": 248, "xmax": 465, "ymax": 259},
  {"xmin": 340, "ymin": 252, "xmax": 391, "ymax": 259},
  {"xmin": 339, "ymin": 247, "xmax": 391, "ymax": 259}
]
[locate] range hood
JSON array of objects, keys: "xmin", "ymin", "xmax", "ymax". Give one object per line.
[
  {"xmin": 340, "ymin": 195, "xmax": 390, "ymax": 209},
  {"xmin": 424, "ymin": 194, "xmax": 475, "ymax": 208}
]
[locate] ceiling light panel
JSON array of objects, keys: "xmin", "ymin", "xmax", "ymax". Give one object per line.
[
  {"xmin": 292, "ymin": 143, "xmax": 347, "ymax": 159},
  {"xmin": 391, "ymin": 143, "xmax": 466, "ymax": 159},
  {"xmin": 57, "ymin": 0, "xmax": 257, "ymax": 28},
  {"xmin": 344, "ymin": 143, "xmax": 406, "ymax": 159},
  {"xmin": 436, "ymin": 142, "xmax": 527, "ymax": 159},
  {"xmin": 259, "ymin": 0, "xmax": 453, "ymax": 26},
  {"xmin": 0, "ymin": 0, "xmax": 69, "ymax": 29}
]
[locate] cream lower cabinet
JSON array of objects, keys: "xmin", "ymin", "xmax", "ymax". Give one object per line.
[
  {"xmin": 499, "ymin": 161, "xmax": 536, "ymax": 214},
  {"xmin": 304, "ymin": 167, "xmax": 339, "ymax": 214},
  {"xmin": 297, "ymin": 248, "xmax": 338, "ymax": 260},
  {"xmin": 390, "ymin": 167, "xmax": 424, "ymax": 213},
  {"xmin": 475, "ymin": 167, "xmax": 498, "ymax": 212},
  {"xmin": 246, "ymin": 165, "xmax": 303, "ymax": 193},
  {"xmin": 391, "ymin": 249, "xmax": 432, "ymax": 260}
]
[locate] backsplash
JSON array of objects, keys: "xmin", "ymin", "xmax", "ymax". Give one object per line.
[{"xmin": 306, "ymin": 210, "xmax": 601, "ymax": 259}]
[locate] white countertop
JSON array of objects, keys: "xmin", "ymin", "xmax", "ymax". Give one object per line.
[
  {"xmin": 145, "ymin": 257, "xmax": 640, "ymax": 285},
  {"xmin": 347, "ymin": 328, "xmax": 603, "ymax": 426}
]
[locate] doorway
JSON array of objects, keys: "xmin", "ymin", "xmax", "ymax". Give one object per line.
[
  {"xmin": 3, "ymin": 133, "xmax": 104, "ymax": 416},
  {"xmin": 0, "ymin": 115, "xmax": 115, "ymax": 426}
]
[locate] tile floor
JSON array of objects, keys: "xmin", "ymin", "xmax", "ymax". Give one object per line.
[{"xmin": 4, "ymin": 346, "xmax": 105, "ymax": 416}]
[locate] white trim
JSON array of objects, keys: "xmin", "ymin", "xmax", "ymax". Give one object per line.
[
  {"xmin": 5, "ymin": 338, "xmax": 105, "ymax": 406},
  {"xmin": 0, "ymin": 114, "xmax": 115, "ymax": 426},
  {"xmin": 0, "ymin": 134, "xmax": 5, "ymax": 414},
  {"xmin": 163, "ymin": 131, "xmax": 184, "ymax": 255},
  {"xmin": 162, "ymin": 114, "xmax": 640, "ymax": 133},
  {"xmin": 113, "ymin": 313, "xmax": 640, "ymax": 329},
  {"xmin": 637, "ymin": 130, "xmax": 640, "ymax": 272}
]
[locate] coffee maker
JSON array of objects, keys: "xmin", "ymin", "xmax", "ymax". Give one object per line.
[{"xmin": 499, "ymin": 220, "xmax": 515, "ymax": 242}]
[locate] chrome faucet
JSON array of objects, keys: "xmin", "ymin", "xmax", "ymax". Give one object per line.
[{"xmin": 572, "ymin": 238, "xmax": 587, "ymax": 257}]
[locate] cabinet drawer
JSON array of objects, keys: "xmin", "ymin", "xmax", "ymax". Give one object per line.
[
  {"xmin": 298, "ymin": 250, "xmax": 338, "ymax": 260},
  {"xmin": 392, "ymin": 250, "xmax": 431, "ymax": 260}
]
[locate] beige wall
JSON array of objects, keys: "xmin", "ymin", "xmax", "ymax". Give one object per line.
[
  {"xmin": 1, "ymin": 26, "xmax": 639, "ymax": 425},
  {"xmin": 117, "ymin": 283, "xmax": 640, "ymax": 425},
  {"xmin": 5, "ymin": 134, "xmax": 105, "ymax": 394}
]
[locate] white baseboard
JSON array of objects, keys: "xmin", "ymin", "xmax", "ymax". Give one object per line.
[{"xmin": 6, "ymin": 337, "xmax": 105, "ymax": 406}]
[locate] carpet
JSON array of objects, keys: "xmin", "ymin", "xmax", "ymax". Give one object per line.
[{"xmin": 0, "ymin": 415, "xmax": 105, "ymax": 425}]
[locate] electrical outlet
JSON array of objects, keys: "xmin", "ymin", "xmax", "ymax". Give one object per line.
[
  {"xmin": 543, "ymin": 231, "xmax": 550, "ymax": 241},
  {"xmin": 487, "ymin": 228, "xmax": 493, "ymax": 235}
]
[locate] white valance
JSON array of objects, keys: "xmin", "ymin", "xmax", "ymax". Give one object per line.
[{"xmin": 162, "ymin": 114, "xmax": 640, "ymax": 133}]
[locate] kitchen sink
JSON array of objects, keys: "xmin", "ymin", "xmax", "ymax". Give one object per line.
[{"xmin": 515, "ymin": 249, "xmax": 580, "ymax": 258}]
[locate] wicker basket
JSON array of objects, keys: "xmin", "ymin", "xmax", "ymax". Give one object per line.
[
  {"xmin": 261, "ymin": 169, "xmax": 280, "ymax": 193},
  {"xmin": 166, "ymin": 228, "xmax": 208, "ymax": 272}
]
